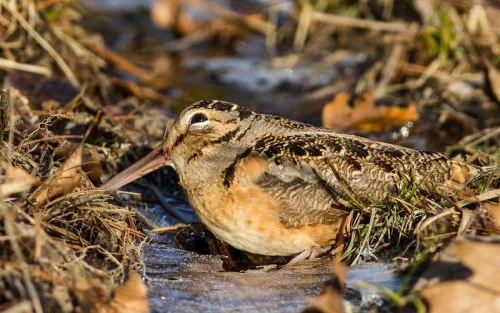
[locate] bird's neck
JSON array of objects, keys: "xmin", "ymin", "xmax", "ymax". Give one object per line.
[{"xmin": 175, "ymin": 142, "xmax": 246, "ymax": 189}]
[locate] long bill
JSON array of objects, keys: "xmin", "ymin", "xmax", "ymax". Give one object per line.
[{"xmin": 100, "ymin": 144, "xmax": 173, "ymax": 191}]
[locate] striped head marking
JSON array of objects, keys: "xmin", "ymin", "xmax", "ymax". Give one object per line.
[{"xmin": 162, "ymin": 100, "xmax": 255, "ymax": 169}]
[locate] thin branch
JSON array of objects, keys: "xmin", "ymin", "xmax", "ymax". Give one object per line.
[
  {"xmin": 312, "ymin": 11, "xmax": 412, "ymax": 33},
  {"xmin": 185, "ymin": 0, "xmax": 273, "ymax": 34}
]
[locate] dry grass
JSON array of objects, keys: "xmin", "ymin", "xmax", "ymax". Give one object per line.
[
  {"xmin": 341, "ymin": 154, "xmax": 498, "ymax": 266},
  {"xmin": 0, "ymin": 2, "xmax": 152, "ymax": 312}
]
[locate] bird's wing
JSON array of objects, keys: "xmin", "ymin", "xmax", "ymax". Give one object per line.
[{"xmin": 239, "ymin": 132, "xmax": 454, "ymax": 228}]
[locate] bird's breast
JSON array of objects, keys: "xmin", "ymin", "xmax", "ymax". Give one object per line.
[{"xmin": 182, "ymin": 164, "xmax": 340, "ymax": 256}]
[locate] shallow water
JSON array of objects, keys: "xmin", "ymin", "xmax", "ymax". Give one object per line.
[{"xmin": 143, "ymin": 235, "xmax": 401, "ymax": 313}]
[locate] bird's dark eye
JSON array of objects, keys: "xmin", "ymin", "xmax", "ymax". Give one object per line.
[{"xmin": 189, "ymin": 113, "xmax": 208, "ymax": 125}]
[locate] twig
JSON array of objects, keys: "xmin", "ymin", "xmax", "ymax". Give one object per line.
[
  {"xmin": 133, "ymin": 209, "xmax": 159, "ymax": 229},
  {"xmin": 81, "ymin": 110, "xmax": 103, "ymax": 144},
  {"xmin": 0, "ymin": 88, "xmax": 9, "ymax": 141},
  {"xmin": 465, "ymin": 128, "xmax": 500, "ymax": 150},
  {"xmin": 0, "ymin": 58, "xmax": 51, "ymax": 76},
  {"xmin": 19, "ymin": 135, "xmax": 83, "ymax": 147},
  {"xmin": 455, "ymin": 189, "xmax": 500, "ymax": 208},
  {"xmin": 62, "ymin": 84, "xmax": 87, "ymax": 113},
  {"xmin": 311, "ymin": 11, "xmax": 412, "ymax": 33},
  {"xmin": 87, "ymin": 42, "xmax": 165, "ymax": 88},
  {"xmin": 2, "ymin": 2, "xmax": 79, "ymax": 86},
  {"xmin": 50, "ymin": 26, "xmax": 106, "ymax": 68},
  {"xmin": 111, "ymin": 78, "xmax": 169, "ymax": 102},
  {"xmin": 185, "ymin": 0, "xmax": 272, "ymax": 34},
  {"xmin": 416, "ymin": 208, "xmax": 455, "ymax": 234},
  {"xmin": 152, "ymin": 223, "xmax": 191, "ymax": 233},
  {"xmin": 293, "ymin": 3, "xmax": 313, "ymax": 51}
]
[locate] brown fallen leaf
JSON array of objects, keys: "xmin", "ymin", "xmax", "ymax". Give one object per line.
[
  {"xmin": 82, "ymin": 147, "xmax": 103, "ymax": 185},
  {"xmin": 321, "ymin": 91, "xmax": 419, "ymax": 132},
  {"xmin": 53, "ymin": 142, "xmax": 102, "ymax": 184},
  {"xmin": 484, "ymin": 202, "xmax": 500, "ymax": 226},
  {"xmin": 303, "ymin": 263, "xmax": 348, "ymax": 313},
  {"xmin": 420, "ymin": 281, "xmax": 500, "ymax": 313},
  {"xmin": 30, "ymin": 145, "xmax": 83, "ymax": 206},
  {"xmin": 102, "ymin": 272, "xmax": 150, "ymax": 313},
  {"xmin": 412, "ymin": 239, "xmax": 500, "ymax": 313},
  {"xmin": 151, "ymin": 0, "xmax": 180, "ymax": 29},
  {"xmin": 0, "ymin": 162, "xmax": 37, "ymax": 197}
]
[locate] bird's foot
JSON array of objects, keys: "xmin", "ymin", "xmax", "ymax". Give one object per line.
[{"xmin": 286, "ymin": 246, "xmax": 331, "ymax": 266}]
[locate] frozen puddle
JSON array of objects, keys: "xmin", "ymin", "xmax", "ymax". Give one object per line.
[{"xmin": 143, "ymin": 241, "xmax": 401, "ymax": 313}]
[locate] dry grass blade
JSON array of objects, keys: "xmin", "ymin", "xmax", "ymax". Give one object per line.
[
  {"xmin": 0, "ymin": 58, "xmax": 52, "ymax": 76},
  {"xmin": 311, "ymin": 11, "xmax": 413, "ymax": 33},
  {"xmin": 1, "ymin": 2, "xmax": 79, "ymax": 86}
]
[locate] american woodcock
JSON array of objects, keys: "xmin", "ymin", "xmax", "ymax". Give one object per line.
[{"xmin": 101, "ymin": 100, "xmax": 479, "ymax": 259}]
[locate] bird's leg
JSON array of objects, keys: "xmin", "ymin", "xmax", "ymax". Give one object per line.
[
  {"xmin": 331, "ymin": 215, "xmax": 349, "ymax": 256},
  {"xmin": 286, "ymin": 216, "xmax": 350, "ymax": 266},
  {"xmin": 286, "ymin": 246, "xmax": 332, "ymax": 265}
]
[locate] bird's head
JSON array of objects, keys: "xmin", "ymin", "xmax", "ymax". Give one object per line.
[{"xmin": 101, "ymin": 100, "xmax": 255, "ymax": 190}]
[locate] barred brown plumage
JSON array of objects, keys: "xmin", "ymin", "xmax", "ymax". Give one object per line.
[{"xmin": 101, "ymin": 100, "xmax": 481, "ymax": 260}]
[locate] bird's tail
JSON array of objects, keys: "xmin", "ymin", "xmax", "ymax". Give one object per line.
[{"xmin": 447, "ymin": 160, "xmax": 493, "ymax": 191}]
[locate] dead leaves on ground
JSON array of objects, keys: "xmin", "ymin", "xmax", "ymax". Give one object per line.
[
  {"xmin": 73, "ymin": 272, "xmax": 149, "ymax": 313},
  {"xmin": 321, "ymin": 91, "xmax": 419, "ymax": 132},
  {"xmin": 303, "ymin": 238, "xmax": 500, "ymax": 313},
  {"xmin": 100, "ymin": 272, "xmax": 149, "ymax": 313},
  {"xmin": 303, "ymin": 263, "xmax": 348, "ymax": 313},
  {"xmin": 30, "ymin": 145, "xmax": 83, "ymax": 206},
  {"xmin": 410, "ymin": 238, "xmax": 500, "ymax": 313},
  {"xmin": 0, "ymin": 162, "xmax": 37, "ymax": 197}
]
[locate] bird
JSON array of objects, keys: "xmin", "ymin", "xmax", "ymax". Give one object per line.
[{"xmin": 101, "ymin": 100, "xmax": 480, "ymax": 262}]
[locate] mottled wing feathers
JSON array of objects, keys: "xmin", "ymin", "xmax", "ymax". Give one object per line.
[
  {"xmin": 256, "ymin": 160, "xmax": 350, "ymax": 228},
  {"xmin": 244, "ymin": 132, "xmax": 455, "ymax": 227}
]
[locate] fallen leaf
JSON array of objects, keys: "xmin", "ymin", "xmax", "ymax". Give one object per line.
[
  {"xmin": 151, "ymin": 0, "xmax": 180, "ymax": 29},
  {"xmin": 484, "ymin": 202, "xmax": 500, "ymax": 226},
  {"xmin": 304, "ymin": 263, "xmax": 348, "ymax": 313},
  {"xmin": 30, "ymin": 146, "xmax": 83, "ymax": 205},
  {"xmin": 420, "ymin": 281, "xmax": 500, "ymax": 313},
  {"xmin": 0, "ymin": 162, "xmax": 37, "ymax": 197},
  {"xmin": 412, "ymin": 239, "xmax": 500, "ymax": 313},
  {"xmin": 454, "ymin": 240, "xmax": 500, "ymax": 292},
  {"xmin": 82, "ymin": 147, "xmax": 103, "ymax": 185},
  {"xmin": 321, "ymin": 91, "xmax": 419, "ymax": 132},
  {"xmin": 104, "ymin": 272, "xmax": 150, "ymax": 313}
]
